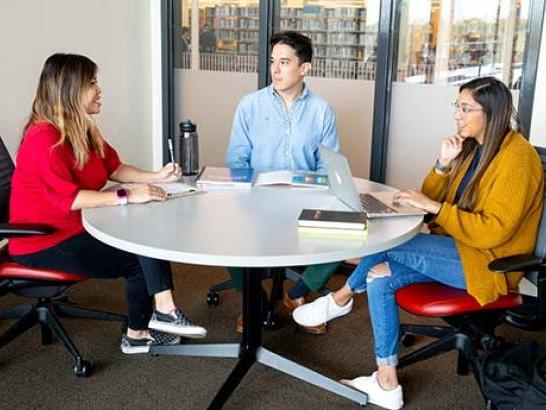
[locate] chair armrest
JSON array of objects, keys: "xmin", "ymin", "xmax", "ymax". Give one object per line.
[
  {"xmin": 0, "ymin": 223, "xmax": 55, "ymax": 238},
  {"xmin": 488, "ymin": 254, "xmax": 546, "ymax": 273}
]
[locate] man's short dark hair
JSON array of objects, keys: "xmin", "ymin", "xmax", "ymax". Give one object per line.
[{"xmin": 270, "ymin": 31, "xmax": 313, "ymax": 63}]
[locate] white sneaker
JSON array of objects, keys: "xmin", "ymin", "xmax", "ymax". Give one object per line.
[
  {"xmin": 341, "ymin": 372, "xmax": 403, "ymax": 410},
  {"xmin": 292, "ymin": 293, "xmax": 353, "ymax": 327}
]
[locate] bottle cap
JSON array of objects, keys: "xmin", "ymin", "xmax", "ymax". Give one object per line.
[{"xmin": 179, "ymin": 120, "xmax": 197, "ymax": 133}]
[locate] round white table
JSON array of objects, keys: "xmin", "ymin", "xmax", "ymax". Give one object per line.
[{"xmin": 83, "ymin": 178, "xmax": 422, "ymax": 408}]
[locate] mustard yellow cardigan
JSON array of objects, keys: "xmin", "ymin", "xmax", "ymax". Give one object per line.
[{"xmin": 422, "ymin": 130, "xmax": 544, "ymax": 305}]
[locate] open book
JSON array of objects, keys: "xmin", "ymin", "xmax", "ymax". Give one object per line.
[{"xmin": 255, "ymin": 171, "xmax": 329, "ymax": 189}]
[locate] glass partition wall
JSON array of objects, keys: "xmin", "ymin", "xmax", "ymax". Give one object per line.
[
  {"xmin": 396, "ymin": 0, "xmax": 528, "ymax": 87},
  {"xmin": 175, "ymin": 0, "xmax": 380, "ymax": 177},
  {"xmin": 386, "ymin": 0, "xmax": 531, "ymax": 189},
  {"xmin": 172, "ymin": 0, "xmax": 538, "ymax": 182},
  {"xmin": 275, "ymin": 0, "xmax": 380, "ymax": 177},
  {"xmin": 180, "ymin": 0, "xmax": 379, "ymax": 79}
]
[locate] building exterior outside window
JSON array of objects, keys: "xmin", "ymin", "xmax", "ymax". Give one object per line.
[{"xmin": 397, "ymin": 0, "xmax": 529, "ymax": 89}]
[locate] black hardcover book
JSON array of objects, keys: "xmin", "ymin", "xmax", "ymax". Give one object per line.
[{"xmin": 297, "ymin": 209, "xmax": 367, "ymax": 230}]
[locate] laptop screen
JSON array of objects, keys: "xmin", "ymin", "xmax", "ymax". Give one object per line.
[{"xmin": 318, "ymin": 145, "xmax": 364, "ymax": 212}]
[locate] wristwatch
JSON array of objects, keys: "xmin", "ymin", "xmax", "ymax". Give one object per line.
[
  {"xmin": 116, "ymin": 188, "xmax": 129, "ymax": 206},
  {"xmin": 434, "ymin": 159, "xmax": 450, "ymax": 173}
]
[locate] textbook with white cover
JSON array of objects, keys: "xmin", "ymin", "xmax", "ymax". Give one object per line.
[
  {"xmin": 196, "ymin": 167, "xmax": 254, "ymax": 189},
  {"xmin": 255, "ymin": 171, "xmax": 329, "ymax": 189},
  {"xmin": 114, "ymin": 182, "xmax": 200, "ymax": 199},
  {"xmin": 152, "ymin": 182, "xmax": 200, "ymax": 198},
  {"xmin": 297, "ymin": 226, "xmax": 367, "ymax": 239}
]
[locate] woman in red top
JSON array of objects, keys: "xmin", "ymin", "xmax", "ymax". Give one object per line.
[{"xmin": 9, "ymin": 53, "xmax": 206, "ymax": 354}]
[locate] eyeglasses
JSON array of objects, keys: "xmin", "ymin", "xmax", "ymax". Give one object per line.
[{"xmin": 452, "ymin": 102, "xmax": 482, "ymax": 115}]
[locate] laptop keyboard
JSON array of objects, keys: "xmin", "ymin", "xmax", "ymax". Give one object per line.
[{"xmin": 359, "ymin": 193, "xmax": 397, "ymax": 215}]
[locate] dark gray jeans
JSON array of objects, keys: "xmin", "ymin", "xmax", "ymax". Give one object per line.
[{"xmin": 12, "ymin": 232, "xmax": 173, "ymax": 330}]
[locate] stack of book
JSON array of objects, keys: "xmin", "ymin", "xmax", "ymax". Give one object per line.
[{"xmin": 297, "ymin": 209, "xmax": 367, "ymax": 239}]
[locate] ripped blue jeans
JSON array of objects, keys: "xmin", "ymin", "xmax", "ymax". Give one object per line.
[{"xmin": 347, "ymin": 233, "xmax": 466, "ymax": 367}]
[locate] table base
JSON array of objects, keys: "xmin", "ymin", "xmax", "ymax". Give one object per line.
[{"xmin": 149, "ymin": 268, "xmax": 367, "ymax": 408}]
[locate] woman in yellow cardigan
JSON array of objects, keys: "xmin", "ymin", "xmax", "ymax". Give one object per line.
[{"xmin": 292, "ymin": 77, "xmax": 544, "ymax": 410}]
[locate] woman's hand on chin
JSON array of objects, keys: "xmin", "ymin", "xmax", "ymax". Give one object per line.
[{"xmin": 438, "ymin": 133, "xmax": 465, "ymax": 166}]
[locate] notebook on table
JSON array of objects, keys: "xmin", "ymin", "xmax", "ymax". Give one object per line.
[
  {"xmin": 318, "ymin": 145, "xmax": 426, "ymax": 218},
  {"xmin": 196, "ymin": 167, "xmax": 254, "ymax": 189}
]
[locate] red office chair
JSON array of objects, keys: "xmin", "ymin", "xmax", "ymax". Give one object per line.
[
  {"xmin": 0, "ymin": 136, "xmax": 126, "ymax": 377},
  {"xmin": 395, "ymin": 146, "xmax": 546, "ymax": 403}
]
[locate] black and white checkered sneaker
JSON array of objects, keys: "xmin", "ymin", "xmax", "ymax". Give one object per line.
[
  {"xmin": 120, "ymin": 331, "xmax": 181, "ymax": 355},
  {"xmin": 148, "ymin": 308, "xmax": 207, "ymax": 338},
  {"xmin": 149, "ymin": 329, "xmax": 182, "ymax": 345}
]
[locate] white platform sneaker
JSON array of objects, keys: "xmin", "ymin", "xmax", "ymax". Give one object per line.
[
  {"xmin": 292, "ymin": 293, "xmax": 353, "ymax": 327},
  {"xmin": 341, "ymin": 372, "xmax": 404, "ymax": 410}
]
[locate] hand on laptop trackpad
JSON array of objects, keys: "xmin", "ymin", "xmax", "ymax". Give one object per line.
[
  {"xmin": 367, "ymin": 192, "xmax": 426, "ymax": 217},
  {"xmin": 372, "ymin": 192, "xmax": 398, "ymax": 206}
]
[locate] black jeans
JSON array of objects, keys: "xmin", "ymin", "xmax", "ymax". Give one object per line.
[{"xmin": 12, "ymin": 232, "xmax": 173, "ymax": 330}]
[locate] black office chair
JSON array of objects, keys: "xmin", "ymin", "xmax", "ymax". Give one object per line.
[
  {"xmin": 0, "ymin": 136, "xmax": 127, "ymax": 376},
  {"xmin": 394, "ymin": 146, "xmax": 546, "ymax": 405}
]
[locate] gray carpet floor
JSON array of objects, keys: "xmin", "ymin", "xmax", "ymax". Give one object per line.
[{"xmin": 1, "ymin": 263, "xmax": 544, "ymax": 409}]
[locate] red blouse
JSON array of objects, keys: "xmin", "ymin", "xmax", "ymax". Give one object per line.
[{"xmin": 9, "ymin": 122, "xmax": 121, "ymax": 255}]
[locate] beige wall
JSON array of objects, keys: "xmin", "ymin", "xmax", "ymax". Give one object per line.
[
  {"xmin": 176, "ymin": 70, "xmax": 257, "ymax": 168},
  {"xmin": 387, "ymin": 83, "xmax": 458, "ymax": 189},
  {"xmin": 306, "ymin": 77, "xmax": 374, "ymax": 179},
  {"xmin": 0, "ymin": 0, "xmax": 156, "ymax": 169}
]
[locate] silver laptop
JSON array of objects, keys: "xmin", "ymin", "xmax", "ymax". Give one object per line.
[{"xmin": 319, "ymin": 145, "xmax": 426, "ymax": 218}]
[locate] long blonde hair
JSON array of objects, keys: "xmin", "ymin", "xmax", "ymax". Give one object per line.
[
  {"xmin": 444, "ymin": 77, "xmax": 522, "ymax": 211},
  {"xmin": 24, "ymin": 53, "xmax": 103, "ymax": 168}
]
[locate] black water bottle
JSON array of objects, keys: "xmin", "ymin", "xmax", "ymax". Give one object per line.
[{"xmin": 178, "ymin": 120, "xmax": 199, "ymax": 176}]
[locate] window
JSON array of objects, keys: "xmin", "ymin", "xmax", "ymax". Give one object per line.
[
  {"xmin": 396, "ymin": 0, "xmax": 529, "ymax": 88},
  {"xmin": 178, "ymin": 0, "xmax": 380, "ymax": 80},
  {"xmin": 180, "ymin": 0, "xmax": 259, "ymax": 72},
  {"xmin": 279, "ymin": 1, "xmax": 379, "ymax": 80}
]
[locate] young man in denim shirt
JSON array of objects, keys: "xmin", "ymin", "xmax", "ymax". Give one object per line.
[{"xmin": 225, "ymin": 31, "xmax": 341, "ymax": 334}]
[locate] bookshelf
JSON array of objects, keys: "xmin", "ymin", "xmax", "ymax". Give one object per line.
[{"xmin": 204, "ymin": 4, "xmax": 375, "ymax": 64}]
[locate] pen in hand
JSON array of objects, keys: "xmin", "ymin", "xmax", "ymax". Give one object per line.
[{"xmin": 167, "ymin": 138, "xmax": 176, "ymax": 174}]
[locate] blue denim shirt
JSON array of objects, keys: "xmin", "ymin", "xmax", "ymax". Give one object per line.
[{"xmin": 225, "ymin": 84, "xmax": 340, "ymax": 173}]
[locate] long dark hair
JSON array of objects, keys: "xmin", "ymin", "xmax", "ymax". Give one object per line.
[
  {"xmin": 445, "ymin": 77, "xmax": 522, "ymax": 210},
  {"xmin": 24, "ymin": 53, "xmax": 103, "ymax": 168}
]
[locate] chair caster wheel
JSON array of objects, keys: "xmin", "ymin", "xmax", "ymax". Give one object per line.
[
  {"xmin": 206, "ymin": 292, "xmax": 220, "ymax": 305},
  {"xmin": 400, "ymin": 333, "xmax": 416, "ymax": 347},
  {"xmin": 74, "ymin": 359, "xmax": 91, "ymax": 377},
  {"xmin": 263, "ymin": 319, "xmax": 277, "ymax": 329},
  {"xmin": 262, "ymin": 312, "xmax": 279, "ymax": 329}
]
